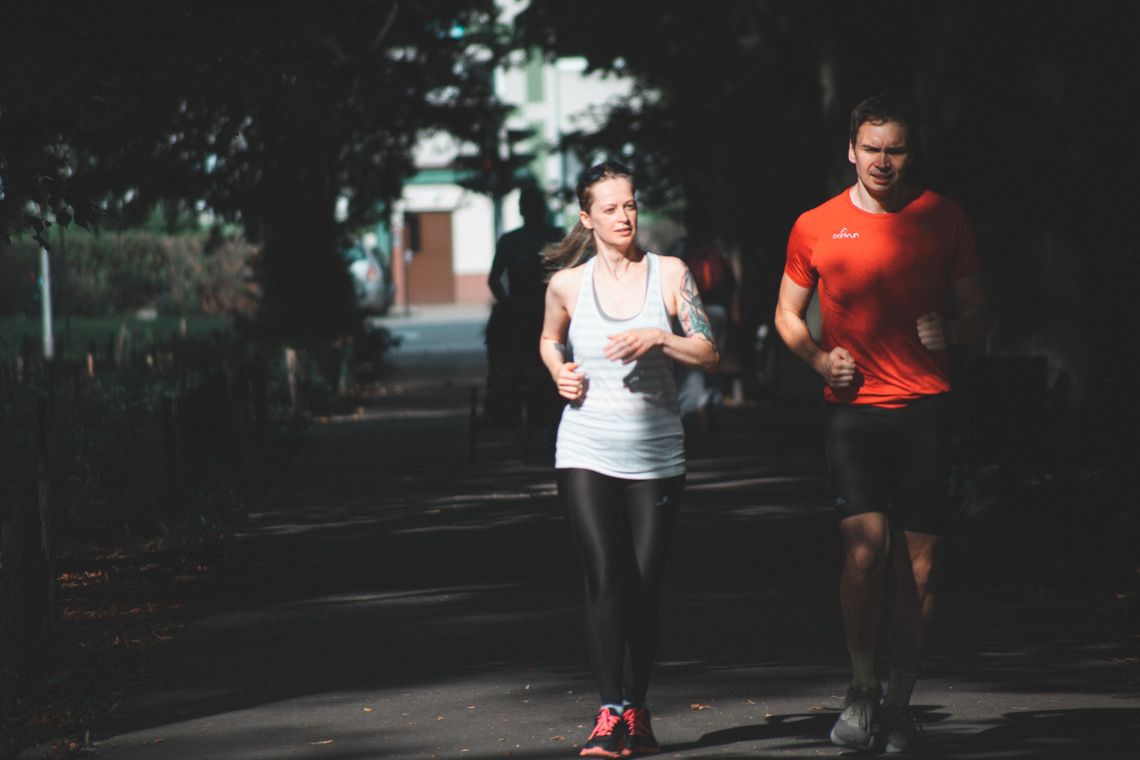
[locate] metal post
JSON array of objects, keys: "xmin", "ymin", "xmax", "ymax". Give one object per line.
[{"xmin": 40, "ymin": 246, "xmax": 54, "ymax": 360}]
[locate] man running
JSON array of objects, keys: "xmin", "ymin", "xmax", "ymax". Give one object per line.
[{"xmin": 774, "ymin": 92, "xmax": 988, "ymax": 753}]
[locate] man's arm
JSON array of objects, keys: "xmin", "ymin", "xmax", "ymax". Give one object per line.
[
  {"xmin": 917, "ymin": 271, "xmax": 989, "ymax": 350},
  {"xmin": 946, "ymin": 271, "xmax": 988, "ymax": 345},
  {"xmin": 487, "ymin": 237, "xmax": 509, "ymax": 302},
  {"xmin": 774, "ymin": 274, "xmax": 855, "ymax": 389}
]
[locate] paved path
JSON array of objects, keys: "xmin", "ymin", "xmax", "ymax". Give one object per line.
[{"xmin": 84, "ymin": 310, "xmax": 1137, "ymax": 759}]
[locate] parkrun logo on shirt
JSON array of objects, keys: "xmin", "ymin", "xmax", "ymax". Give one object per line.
[{"xmin": 832, "ymin": 227, "xmax": 860, "ymax": 239}]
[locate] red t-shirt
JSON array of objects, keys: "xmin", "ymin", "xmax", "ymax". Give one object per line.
[{"xmin": 785, "ymin": 188, "xmax": 980, "ymax": 407}]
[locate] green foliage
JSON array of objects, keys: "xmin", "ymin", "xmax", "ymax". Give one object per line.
[
  {"xmin": 0, "ymin": 315, "xmax": 228, "ymax": 361},
  {"xmin": 0, "ymin": 230, "xmax": 258, "ymax": 318},
  {"xmin": 1, "ymin": 1, "xmax": 508, "ymax": 343}
]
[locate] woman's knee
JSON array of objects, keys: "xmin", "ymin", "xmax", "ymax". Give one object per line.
[{"xmin": 585, "ymin": 562, "xmax": 628, "ymax": 600}]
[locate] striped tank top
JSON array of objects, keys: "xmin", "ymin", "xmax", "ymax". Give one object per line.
[{"xmin": 555, "ymin": 252, "xmax": 685, "ymax": 479}]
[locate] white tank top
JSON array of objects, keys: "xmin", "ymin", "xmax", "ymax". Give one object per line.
[{"xmin": 555, "ymin": 252, "xmax": 685, "ymax": 479}]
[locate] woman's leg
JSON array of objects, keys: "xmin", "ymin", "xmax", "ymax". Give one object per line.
[
  {"xmin": 558, "ymin": 468, "xmax": 631, "ymax": 705},
  {"xmin": 621, "ymin": 475, "xmax": 684, "ymax": 704}
]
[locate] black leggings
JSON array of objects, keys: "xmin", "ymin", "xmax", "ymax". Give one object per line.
[{"xmin": 557, "ymin": 468, "xmax": 685, "ymax": 705}]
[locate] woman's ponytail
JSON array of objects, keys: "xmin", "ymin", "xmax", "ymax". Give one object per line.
[{"xmin": 543, "ymin": 220, "xmax": 594, "ymax": 278}]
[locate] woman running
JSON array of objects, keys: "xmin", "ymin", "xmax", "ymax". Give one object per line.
[{"xmin": 539, "ymin": 161, "xmax": 719, "ymax": 758}]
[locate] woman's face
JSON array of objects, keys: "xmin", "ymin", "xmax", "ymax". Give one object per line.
[{"xmin": 580, "ymin": 177, "xmax": 637, "ymax": 252}]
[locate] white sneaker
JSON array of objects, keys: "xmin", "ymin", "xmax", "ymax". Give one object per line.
[
  {"xmin": 883, "ymin": 704, "xmax": 926, "ymax": 754},
  {"xmin": 829, "ymin": 684, "xmax": 881, "ymax": 750}
]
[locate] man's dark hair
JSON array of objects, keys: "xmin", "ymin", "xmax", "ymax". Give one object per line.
[
  {"xmin": 849, "ymin": 92, "xmax": 918, "ymax": 145},
  {"xmin": 519, "ymin": 183, "xmax": 547, "ymax": 224}
]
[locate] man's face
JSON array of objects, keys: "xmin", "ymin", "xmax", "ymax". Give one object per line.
[{"xmin": 848, "ymin": 120, "xmax": 912, "ymax": 200}]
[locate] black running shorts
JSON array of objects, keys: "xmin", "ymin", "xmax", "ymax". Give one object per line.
[{"xmin": 823, "ymin": 394, "xmax": 952, "ymax": 535}]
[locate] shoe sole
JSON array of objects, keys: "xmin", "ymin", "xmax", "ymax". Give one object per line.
[
  {"xmin": 829, "ymin": 724, "xmax": 874, "ymax": 751},
  {"xmin": 885, "ymin": 739, "xmax": 912, "ymax": 754}
]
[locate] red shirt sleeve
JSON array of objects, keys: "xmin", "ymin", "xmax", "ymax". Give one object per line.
[
  {"xmin": 784, "ymin": 215, "xmax": 818, "ymax": 289},
  {"xmin": 950, "ymin": 206, "xmax": 981, "ymax": 281}
]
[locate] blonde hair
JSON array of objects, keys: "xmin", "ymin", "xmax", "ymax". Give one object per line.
[{"xmin": 544, "ymin": 161, "xmax": 636, "ymax": 275}]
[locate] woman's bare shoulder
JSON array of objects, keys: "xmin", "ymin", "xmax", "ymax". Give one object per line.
[
  {"xmin": 655, "ymin": 252, "xmax": 689, "ymax": 286},
  {"xmin": 549, "ymin": 263, "xmax": 586, "ymax": 298}
]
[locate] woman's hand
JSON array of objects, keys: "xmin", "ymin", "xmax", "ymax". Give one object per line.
[
  {"xmin": 556, "ymin": 361, "xmax": 588, "ymax": 402},
  {"xmin": 603, "ymin": 328, "xmax": 665, "ymax": 364}
]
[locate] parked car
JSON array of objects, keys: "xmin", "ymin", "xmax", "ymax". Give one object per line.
[{"xmin": 343, "ymin": 242, "xmax": 395, "ymax": 315}]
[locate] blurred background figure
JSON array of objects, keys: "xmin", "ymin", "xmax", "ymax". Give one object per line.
[
  {"xmin": 671, "ymin": 219, "xmax": 737, "ymax": 432},
  {"xmin": 484, "ymin": 183, "xmax": 564, "ymax": 444}
]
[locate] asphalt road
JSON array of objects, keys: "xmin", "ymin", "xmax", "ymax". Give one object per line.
[{"xmin": 76, "ymin": 306, "xmax": 1138, "ymax": 759}]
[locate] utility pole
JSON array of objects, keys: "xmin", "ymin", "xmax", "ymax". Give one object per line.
[{"xmin": 40, "ymin": 244, "xmax": 54, "ymax": 361}]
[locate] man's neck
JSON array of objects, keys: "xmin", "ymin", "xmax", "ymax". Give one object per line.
[{"xmin": 850, "ymin": 182, "xmax": 914, "ymax": 214}]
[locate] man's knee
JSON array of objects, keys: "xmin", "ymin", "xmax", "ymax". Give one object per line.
[
  {"xmin": 897, "ymin": 532, "xmax": 939, "ymax": 595},
  {"xmin": 845, "ymin": 540, "xmax": 889, "ymax": 576},
  {"xmin": 908, "ymin": 551, "xmax": 937, "ymax": 594},
  {"xmin": 841, "ymin": 514, "xmax": 890, "ymax": 576}
]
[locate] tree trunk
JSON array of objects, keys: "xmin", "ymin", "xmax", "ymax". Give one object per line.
[{"xmin": 256, "ymin": 176, "xmax": 358, "ymax": 345}]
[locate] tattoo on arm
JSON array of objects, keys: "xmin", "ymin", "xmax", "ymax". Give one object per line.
[
  {"xmin": 679, "ymin": 270, "xmax": 716, "ymax": 344},
  {"xmin": 553, "ymin": 342, "xmax": 567, "ymax": 361}
]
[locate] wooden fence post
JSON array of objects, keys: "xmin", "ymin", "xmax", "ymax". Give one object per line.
[
  {"xmin": 35, "ymin": 397, "xmax": 55, "ymax": 647},
  {"xmin": 161, "ymin": 396, "xmax": 182, "ymax": 515},
  {"xmin": 0, "ymin": 517, "xmax": 17, "ymax": 722},
  {"xmin": 285, "ymin": 347, "xmax": 299, "ymax": 417},
  {"xmin": 251, "ymin": 350, "xmax": 269, "ymax": 440}
]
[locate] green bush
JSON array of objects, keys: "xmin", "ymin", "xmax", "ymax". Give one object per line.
[
  {"xmin": 0, "ymin": 338, "xmax": 301, "ymax": 542},
  {"xmin": 0, "ymin": 230, "xmax": 259, "ymax": 318}
]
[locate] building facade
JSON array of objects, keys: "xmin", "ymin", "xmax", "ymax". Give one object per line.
[{"xmin": 388, "ymin": 52, "xmax": 634, "ymax": 308}]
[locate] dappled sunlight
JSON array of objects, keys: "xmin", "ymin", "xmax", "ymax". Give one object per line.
[
  {"xmin": 100, "ymin": 698, "xmax": 1138, "ymax": 759},
  {"xmin": 389, "ymin": 510, "xmax": 558, "ymax": 535},
  {"xmin": 687, "ymin": 474, "xmax": 816, "ymax": 492},
  {"xmin": 315, "ymin": 406, "xmax": 469, "ymax": 424},
  {"xmin": 277, "ymin": 583, "xmax": 530, "ymax": 610},
  {"xmin": 718, "ymin": 503, "xmax": 831, "ymax": 520},
  {"xmin": 245, "ymin": 485, "xmax": 564, "ymax": 539}
]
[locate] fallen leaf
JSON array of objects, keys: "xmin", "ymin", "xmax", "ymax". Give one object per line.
[
  {"xmin": 551, "ymin": 735, "xmax": 565, "ymax": 741},
  {"xmin": 690, "ymin": 703, "xmax": 711, "ymax": 710},
  {"xmin": 363, "ymin": 706, "xmax": 375, "ymax": 712},
  {"xmin": 311, "ymin": 739, "xmax": 334, "ymax": 745}
]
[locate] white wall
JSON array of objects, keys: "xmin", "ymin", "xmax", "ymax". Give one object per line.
[
  {"xmin": 451, "ymin": 192, "xmax": 495, "ymax": 276},
  {"xmin": 399, "ymin": 184, "xmax": 495, "ymax": 276}
]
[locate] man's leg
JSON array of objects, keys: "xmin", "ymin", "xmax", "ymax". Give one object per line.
[
  {"xmin": 881, "ymin": 396, "xmax": 951, "ymax": 752},
  {"xmin": 839, "ymin": 512, "xmax": 891, "ymax": 661},
  {"xmin": 878, "ymin": 529, "xmax": 939, "ymax": 753},
  {"xmin": 831, "ymin": 512, "xmax": 890, "ymax": 749},
  {"xmin": 886, "ymin": 395, "xmax": 950, "ymax": 705},
  {"xmin": 886, "ymin": 529, "xmax": 939, "ymax": 692}
]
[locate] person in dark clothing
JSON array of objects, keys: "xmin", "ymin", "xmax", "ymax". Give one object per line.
[{"xmin": 485, "ymin": 184, "xmax": 565, "ymax": 436}]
